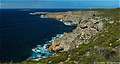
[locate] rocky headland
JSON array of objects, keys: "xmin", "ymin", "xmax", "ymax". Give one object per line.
[
  {"xmin": 12, "ymin": 9, "xmax": 120, "ymax": 64},
  {"xmin": 41, "ymin": 9, "xmax": 120, "ymax": 64},
  {"xmin": 47, "ymin": 11, "xmax": 104, "ymax": 52}
]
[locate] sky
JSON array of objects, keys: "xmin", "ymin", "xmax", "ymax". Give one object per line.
[{"xmin": 0, "ymin": 0, "xmax": 120, "ymax": 9}]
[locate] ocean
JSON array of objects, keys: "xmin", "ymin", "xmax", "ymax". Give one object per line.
[{"xmin": 0, "ymin": 9, "xmax": 76, "ymax": 62}]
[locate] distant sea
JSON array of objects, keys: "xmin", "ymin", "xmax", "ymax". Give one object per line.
[{"xmin": 0, "ymin": 9, "xmax": 76, "ymax": 62}]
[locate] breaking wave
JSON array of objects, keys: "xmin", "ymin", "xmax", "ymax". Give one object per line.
[{"xmin": 30, "ymin": 34, "xmax": 64, "ymax": 61}]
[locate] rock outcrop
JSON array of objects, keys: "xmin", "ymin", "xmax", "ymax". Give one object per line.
[{"xmin": 48, "ymin": 42, "xmax": 63, "ymax": 52}]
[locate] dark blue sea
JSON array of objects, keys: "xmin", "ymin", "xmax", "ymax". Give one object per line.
[{"xmin": 0, "ymin": 9, "xmax": 76, "ymax": 62}]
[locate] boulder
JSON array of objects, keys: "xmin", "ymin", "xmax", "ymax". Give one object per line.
[{"xmin": 48, "ymin": 43, "xmax": 63, "ymax": 52}]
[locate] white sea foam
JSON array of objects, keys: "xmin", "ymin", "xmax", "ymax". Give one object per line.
[
  {"xmin": 48, "ymin": 34, "xmax": 64, "ymax": 43},
  {"xmin": 30, "ymin": 33, "xmax": 64, "ymax": 61}
]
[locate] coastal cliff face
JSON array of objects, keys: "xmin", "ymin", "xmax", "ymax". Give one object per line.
[{"xmin": 47, "ymin": 11, "xmax": 104, "ymax": 51}]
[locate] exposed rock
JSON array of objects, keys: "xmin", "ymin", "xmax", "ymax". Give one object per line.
[
  {"xmin": 109, "ymin": 21, "xmax": 114, "ymax": 24},
  {"xmin": 47, "ymin": 11, "xmax": 104, "ymax": 52},
  {"xmin": 48, "ymin": 42, "xmax": 63, "ymax": 52},
  {"xmin": 58, "ymin": 62, "xmax": 64, "ymax": 64}
]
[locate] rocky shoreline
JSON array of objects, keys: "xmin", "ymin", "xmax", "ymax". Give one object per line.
[
  {"xmin": 27, "ymin": 9, "xmax": 120, "ymax": 63},
  {"xmin": 30, "ymin": 34, "xmax": 65, "ymax": 61},
  {"xmin": 28, "ymin": 10, "xmax": 104, "ymax": 60},
  {"xmin": 46, "ymin": 11, "xmax": 104, "ymax": 52}
]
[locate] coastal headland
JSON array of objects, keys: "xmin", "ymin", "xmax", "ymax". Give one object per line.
[
  {"xmin": 27, "ymin": 9, "xmax": 120, "ymax": 64},
  {"xmin": 31, "ymin": 10, "xmax": 103, "ymax": 52},
  {"xmin": 3, "ymin": 9, "xmax": 120, "ymax": 64},
  {"xmin": 46, "ymin": 10, "xmax": 103, "ymax": 52},
  {"xmin": 38, "ymin": 9, "xmax": 120, "ymax": 64}
]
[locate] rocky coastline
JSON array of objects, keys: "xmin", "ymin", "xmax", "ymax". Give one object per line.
[
  {"xmin": 28, "ymin": 10, "xmax": 104, "ymax": 60},
  {"xmin": 46, "ymin": 11, "xmax": 104, "ymax": 52},
  {"xmin": 30, "ymin": 34, "xmax": 65, "ymax": 61},
  {"xmin": 27, "ymin": 9, "xmax": 120, "ymax": 64}
]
